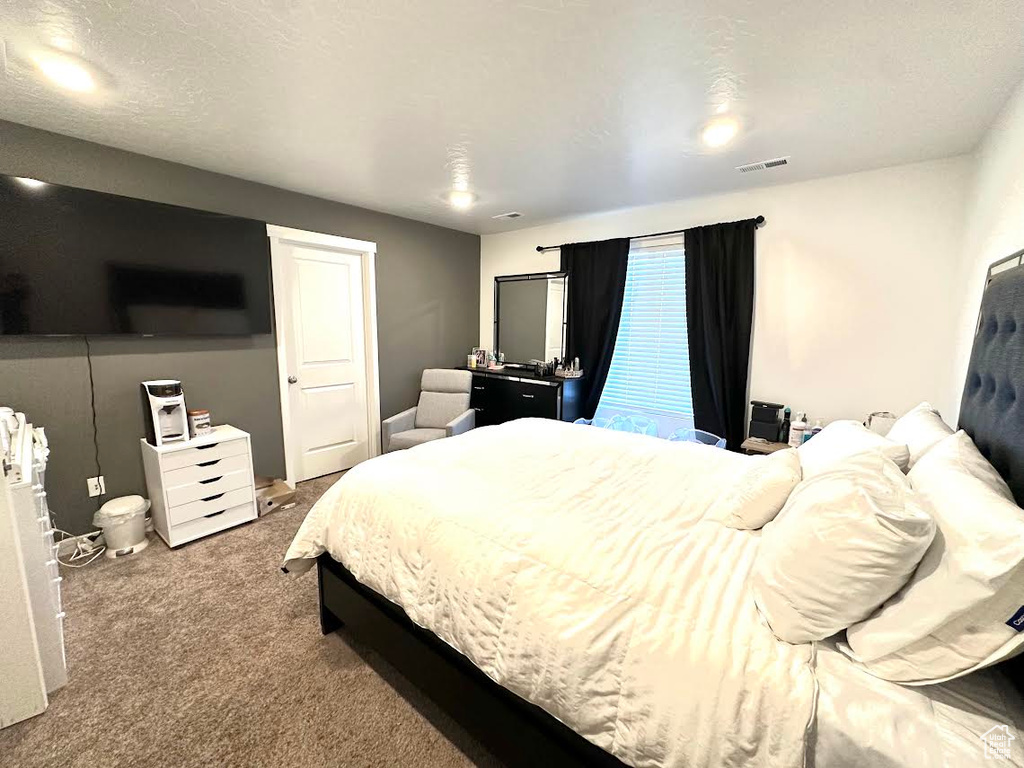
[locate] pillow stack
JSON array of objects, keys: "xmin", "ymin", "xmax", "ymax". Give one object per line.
[
  {"xmin": 842, "ymin": 430, "xmax": 1024, "ymax": 684},
  {"xmin": 796, "ymin": 419, "xmax": 910, "ymax": 478},
  {"xmin": 752, "ymin": 452, "xmax": 935, "ymax": 644},
  {"xmin": 750, "ymin": 403, "xmax": 1024, "ymax": 685},
  {"xmin": 883, "ymin": 401, "xmax": 954, "ymax": 469}
]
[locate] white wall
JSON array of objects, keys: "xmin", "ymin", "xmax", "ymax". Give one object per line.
[
  {"xmin": 950, "ymin": 79, "xmax": 1024, "ymax": 417},
  {"xmin": 481, "ymin": 157, "xmax": 971, "ymax": 424}
]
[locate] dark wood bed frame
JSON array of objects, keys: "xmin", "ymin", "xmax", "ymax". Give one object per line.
[
  {"xmin": 319, "ymin": 552, "xmax": 1024, "ymax": 767},
  {"xmin": 317, "ymin": 553, "xmax": 626, "ymax": 767},
  {"xmin": 314, "ymin": 252, "xmax": 1024, "ymax": 766}
]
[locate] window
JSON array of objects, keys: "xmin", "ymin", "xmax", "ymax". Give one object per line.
[{"xmin": 596, "ymin": 238, "xmax": 694, "ymax": 436}]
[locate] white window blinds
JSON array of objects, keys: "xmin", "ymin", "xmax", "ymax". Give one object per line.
[{"xmin": 597, "ymin": 239, "xmax": 694, "ymax": 431}]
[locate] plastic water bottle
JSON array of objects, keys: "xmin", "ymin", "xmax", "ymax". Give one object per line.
[
  {"xmin": 809, "ymin": 419, "xmax": 824, "ymax": 440},
  {"xmin": 789, "ymin": 413, "xmax": 807, "ymax": 448}
]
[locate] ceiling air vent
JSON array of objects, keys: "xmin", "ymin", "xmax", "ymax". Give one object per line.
[
  {"xmin": 491, "ymin": 211, "xmax": 523, "ymax": 220},
  {"xmin": 736, "ymin": 156, "xmax": 790, "ymax": 174}
]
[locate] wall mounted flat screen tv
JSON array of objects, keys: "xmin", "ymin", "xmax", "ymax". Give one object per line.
[{"xmin": 0, "ymin": 174, "xmax": 272, "ymax": 335}]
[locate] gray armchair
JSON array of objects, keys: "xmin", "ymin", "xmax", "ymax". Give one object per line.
[{"xmin": 382, "ymin": 369, "xmax": 475, "ymax": 452}]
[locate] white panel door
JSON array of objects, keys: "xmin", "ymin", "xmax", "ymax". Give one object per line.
[{"xmin": 281, "ymin": 243, "xmax": 369, "ymax": 480}]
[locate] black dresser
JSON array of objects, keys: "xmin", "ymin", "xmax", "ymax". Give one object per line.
[{"xmin": 461, "ymin": 367, "xmax": 583, "ymax": 426}]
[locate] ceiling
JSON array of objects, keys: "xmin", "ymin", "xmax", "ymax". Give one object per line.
[{"xmin": 1, "ymin": 1, "xmax": 1022, "ymax": 235}]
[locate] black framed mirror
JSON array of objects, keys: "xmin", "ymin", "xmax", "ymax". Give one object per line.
[{"xmin": 493, "ymin": 272, "xmax": 567, "ymax": 365}]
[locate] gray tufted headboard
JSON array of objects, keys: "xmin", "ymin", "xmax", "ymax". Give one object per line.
[
  {"xmin": 958, "ymin": 249, "xmax": 1024, "ymax": 506},
  {"xmin": 958, "ymin": 250, "xmax": 1024, "ymax": 695}
]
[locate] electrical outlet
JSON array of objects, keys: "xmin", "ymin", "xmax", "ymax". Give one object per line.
[{"xmin": 86, "ymin": 476, "xmax": 106, "ymax": 497}]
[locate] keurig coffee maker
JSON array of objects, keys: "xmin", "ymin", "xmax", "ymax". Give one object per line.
[{"xmin": 141, "ymin": 380, "xmax": 189, "ymax": 447}]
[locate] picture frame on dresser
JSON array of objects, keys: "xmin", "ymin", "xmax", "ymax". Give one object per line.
[{"xmin": 141, "ymin": 425, "xmax": 258, "ymax": 547}]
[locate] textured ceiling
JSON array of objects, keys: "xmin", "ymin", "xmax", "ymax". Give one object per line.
[{"xmin": 1, "ymin": 1, "xmax": 1022, "ymax": 234}]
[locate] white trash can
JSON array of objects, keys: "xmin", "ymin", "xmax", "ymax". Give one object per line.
[{"xmin": 93, "ymin": 496, "xmax": 151, "ymax": 558}]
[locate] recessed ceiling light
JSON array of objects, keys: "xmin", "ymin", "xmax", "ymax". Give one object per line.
[
  {"xmin": 447, "ymin": 189, "xmax": 477, "ymax": 210},
  {"xmin": 701, "ymin": 117, "xmax": 739, "ymax": 148},
  {"xmin": 32, "ymin": 50, "xmax": 96, "ymax": 93},
  {"xmin": 15, "ymin": 177, "xmax": 47, "ymax": 189}
]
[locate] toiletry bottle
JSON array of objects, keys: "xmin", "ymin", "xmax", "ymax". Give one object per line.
[
  {"xmin": 802, "ymin": 416, "xmax": 814, "ymax": 443},
  {"xmin": 789, "ymin": 412, "xmax": 806, "ymax": 449},
  {"xmin": 779, "ymin": 407, "xmax": 791, "ymax": 444},
  {"xmin": 809, "ymin": 419, "xmax": 823, "ymax": 440}
]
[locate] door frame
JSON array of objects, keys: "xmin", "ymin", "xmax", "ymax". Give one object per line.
[{"xmin": 267, "ymin": 224, "xmax": 382, "ymax": 487}]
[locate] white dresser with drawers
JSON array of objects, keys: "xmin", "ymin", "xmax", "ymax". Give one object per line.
[
  {"xmin": 1, "ymin": 410, "xmax": 67, "ymax": 729},
  {"xmin": 141, "ymin": 425, "xmax": 257, "ymax": 548}
]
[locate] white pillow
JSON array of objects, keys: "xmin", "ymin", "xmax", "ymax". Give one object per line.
[
  {"xmin": 885, "ymin": 402, "xmax": 954, "ymax": 468},
  {"xmin": 751, "ymin": 453, "xmax": 935, "ymax": 644},
  {"xmin": 706, "ymin": 449, "xmax": 801, "ymax": 530},
  {"xmin": 843, "ymin": 430, "xmax": 1024, "ymax": 684},
  {"xmin": 797, "ymin": 420, "xmax": 910, "ymax": 479}
]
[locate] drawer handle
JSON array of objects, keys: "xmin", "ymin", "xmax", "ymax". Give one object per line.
[
  {"xmin": 203, "ymin": 510, "xmax": 226, "ymax": 519},
  {"xmin": 195, "ymin": 443, "xmax": 220, "ymax": 451},
  {"xmin": 197, "ymin": 459, "xmax": 221, "ymax": 467},
  {"xmin": 201, "ymin": 493, "xmax": 226, "ymax": 502},
  {"xmin": 522, "ymin": 394, "xmax": 535, "ymax": 399},
  {"xmin": 199, "ymin": 475, "xmax": 224, "ymax": 484}
]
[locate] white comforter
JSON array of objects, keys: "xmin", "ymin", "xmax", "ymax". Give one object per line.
[{"xmin": 284, "ymin": 419, "xmax": 818, "ymax": 768}]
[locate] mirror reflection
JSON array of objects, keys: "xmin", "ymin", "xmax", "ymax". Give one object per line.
[{"xmin": 494, "ymin": 273, "xmax": 566, "ymax": 364}]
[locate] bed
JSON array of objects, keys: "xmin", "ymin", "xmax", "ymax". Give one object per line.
[{"xmin": 283, "ymin": 255, "xmax": 1024, "ymax": 768}]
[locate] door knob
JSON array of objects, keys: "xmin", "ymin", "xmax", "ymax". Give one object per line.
[{"xmin": 288, "ymin": 375, "xmax": 298, "ymax": 384}]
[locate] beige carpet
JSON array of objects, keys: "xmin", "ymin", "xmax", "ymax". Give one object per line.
[{"xmin": 0, "ymin": 473, "xmax": 499, "ymax": 768}]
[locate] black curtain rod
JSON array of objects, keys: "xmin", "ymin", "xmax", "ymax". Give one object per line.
[{"xmin": 535, "ymin": 215, "xmax": 765, "ymax": 253}]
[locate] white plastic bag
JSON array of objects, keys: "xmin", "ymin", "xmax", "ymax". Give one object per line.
[{"xmin": 93, "ymin": 495, "xmax": 150, "ymax": 529}]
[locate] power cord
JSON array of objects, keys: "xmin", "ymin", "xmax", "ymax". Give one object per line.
[
  {"xmin": 45, "ymin": 336, "xmax": 107, "ymax": 568},
  {"xmin": 22, "ymin": 338, "xmax": 108, "ymax": 569},
  {"xmin": 83, "ymin": 335, "xmax": 103, "ymax": 512},
  {"xmin": 54, "ymin": 528, "xmax": 106, "ymax": 568}
]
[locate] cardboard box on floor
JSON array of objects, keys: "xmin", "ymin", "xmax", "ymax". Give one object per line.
[{"xmin": 254, "ymin": 476, "xmax": 297, "ymax": 517}]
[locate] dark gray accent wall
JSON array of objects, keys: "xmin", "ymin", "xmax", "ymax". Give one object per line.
[{"xmin": 0, "ymin": 120, "xmax": 480, "ymax": 535}]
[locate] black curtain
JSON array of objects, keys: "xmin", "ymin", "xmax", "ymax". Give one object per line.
[
  {"xmin": 561, "ymin": 238, "xmax": 630, "ymax": 419},
  {"xmin": 684, "ymin": 219, "xmax": 757, "ymax": 450}
]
